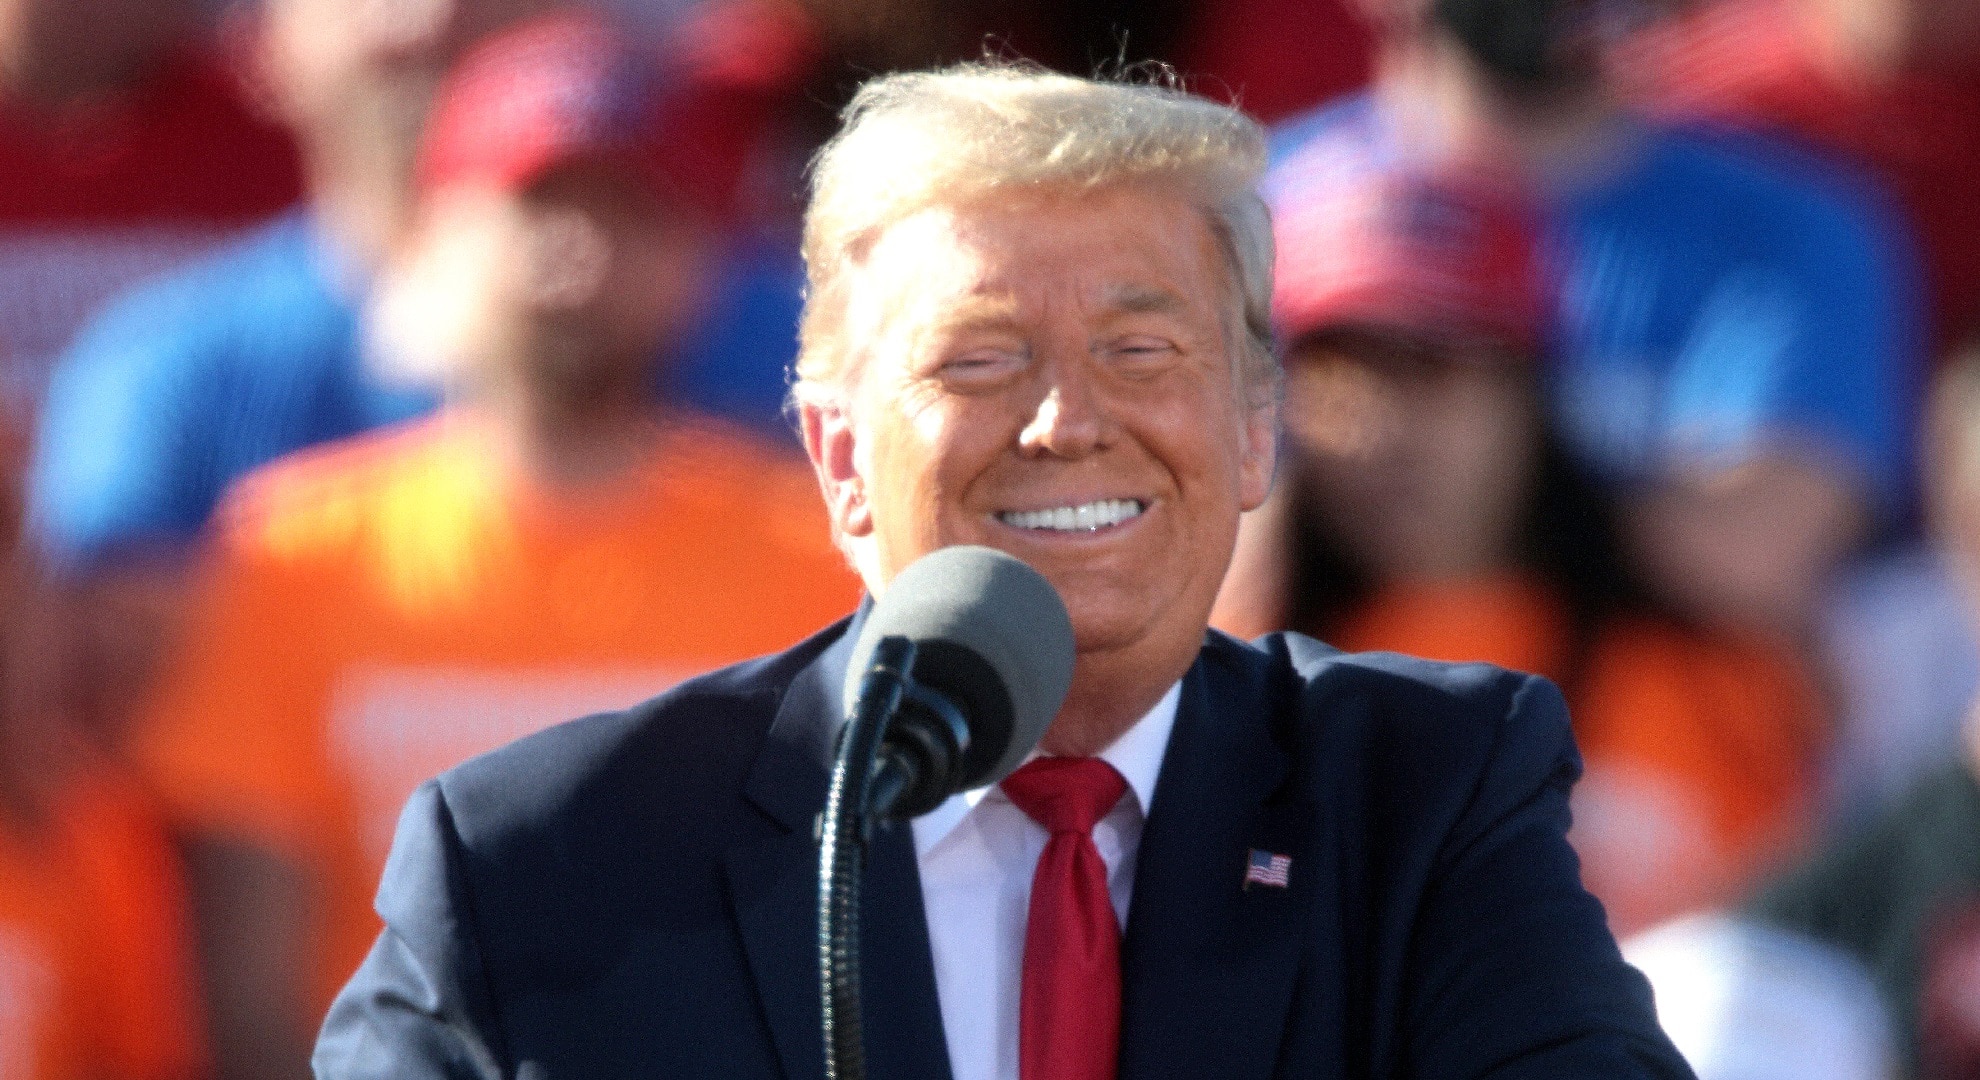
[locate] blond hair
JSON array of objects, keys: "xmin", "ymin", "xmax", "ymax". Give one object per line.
[{"xmin": 790, "ymin": 63, "xmax": 1277, "ymax": 407}]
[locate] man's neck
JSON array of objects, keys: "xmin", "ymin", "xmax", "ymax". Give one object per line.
[
  {"xmin": 304, "ymin": 154, "xmax": 414, "ymax": 281},
  {"xmin": 477, "ymin": 371, "xmax": 665, "ymax": 493},
  {"xmin": 297, "ymin": 96, "xmax": 436, "ymax": 276},
  {"xmin": 1373, "ymin": 39, "xmax": 1633, "ymax": 188},
  {"xmin": 1041, "ymin": 635, "xmax": 1202, "ymax": 758}
]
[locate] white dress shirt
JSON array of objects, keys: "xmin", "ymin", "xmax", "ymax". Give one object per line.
[{"xmin": 910, "ymin": 682, "xmax": 1181, "ymax": 1080}]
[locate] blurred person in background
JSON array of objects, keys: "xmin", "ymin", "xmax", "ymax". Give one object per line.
[
  {"xmin": 134, "ymin": 15, "xmax": 860, "ymax": 1077},
  {"xmin": 0, "ymin": 0, "xmax": 300, "ymax": 420},
  {"xmin": 20, "ymin": 0, "xmax": 840, "ymax": 760},
  {"xmin": 28, "ymin": 0, "xmax": 543, "ymax": 570},
  {"xmin": 1619, "ymin": 0, "xmax": 1977, "ymax": 821},
  {"xmin": 1616, "ymin": 0, "xmax": 1980, "ymax": 350},
  {"xmin": 1813, "ymin": 311, "xmax": 1980, "ymax": 831},
  {"xmin": 0, "ymin": 416, "xmax": 210, "ymax": 1080},
  {"xmin": 1751, "ymin": 338, "xmax": 1980, "ymax": 1079},
  {"xmin": 1266, "ymin": 0, "xmax": 1919, "ymax": 646},
  {"xmin": 1215, "ymin": 161, "xmax": 1823, "ymax": 935},
  {"xmin": 1615, "ymin": 0, "xmax": 1980, "ymax": 826},
  {"xmin": 0, "ymin": 664, "xmax": 210, "ymax": 1080},
  {"xmin": 1818, "ymin": 519, "xmax": 1980, "ymax": 826},
  {"xmin": 21, "ymin": 0, "xmax": 551, "ymax": 763}
]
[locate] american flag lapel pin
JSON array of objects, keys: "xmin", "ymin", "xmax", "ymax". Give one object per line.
[{"xmin": 1244, "ymin": 848, "xmax": 1292, "ymax": 890}]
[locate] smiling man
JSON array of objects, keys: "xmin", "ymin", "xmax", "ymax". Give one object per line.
[
  {"xmin": 796, "ymin": 180, "xmax": 1275, "ymax": 763},
  {"xmin": 313, "ymin": 66, "xmax": 1693, "ymax": 1080}
]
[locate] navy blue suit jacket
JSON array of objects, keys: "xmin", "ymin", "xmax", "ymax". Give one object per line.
[{"xmin": 313, "ymin": 614, "xmax": 1693, "ymax": 1079}]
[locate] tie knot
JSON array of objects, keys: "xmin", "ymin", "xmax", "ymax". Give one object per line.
[{"xmin": 1000, "ymin": 757, "xmax": 1127, "ymax": 836}]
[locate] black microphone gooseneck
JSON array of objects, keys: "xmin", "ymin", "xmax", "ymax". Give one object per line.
[
  {"xmin": 817, "ymin": 546, "xmax": 1075, "ymax": 1080},
  {"xmin": 819, "ymin": 635, "xmax": 969, "ymax": 1080}
]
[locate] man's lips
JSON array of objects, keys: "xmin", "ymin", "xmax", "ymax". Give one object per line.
[{"xmin": 994, "ymin": 498, "xmax": 1146, "ymax": 533}]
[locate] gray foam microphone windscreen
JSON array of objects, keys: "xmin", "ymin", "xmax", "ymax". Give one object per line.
[{"xmin": 844, "ymin": 545, "xmax": 1075, "ymax": 791}]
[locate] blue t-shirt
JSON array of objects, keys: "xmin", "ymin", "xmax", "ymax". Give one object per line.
[
  {"xmin": 27, "ymin": 212, "xmax": 437, "ymax": 573},
  {"xmin": 27, "ymin": 214, "xmax": 813, "ymax": 575},
  {"xmin": 1270, "ymin": 95, "xmax": 1922, "ymax": 516}
]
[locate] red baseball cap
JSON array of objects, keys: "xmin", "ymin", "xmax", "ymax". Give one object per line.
[
  {"xmin": 1268, "ymin": 159, "xmax": 1548, "ymax": 355},
  {"xmin": 417, "ymin": 12, "xmax": 728, "ymax": 214}
]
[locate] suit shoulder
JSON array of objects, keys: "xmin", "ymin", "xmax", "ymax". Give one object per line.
[
  {"xmin": 1213, "ymin": 630, "xmax": 1577, "ymax": 800},
  {"xmin": 434, "ymin": 620, "xmax": 847, "ymax": 848},
  {"xmin": 1234, "ymin": 629, "xmax": 1560, "ymax": 723}
]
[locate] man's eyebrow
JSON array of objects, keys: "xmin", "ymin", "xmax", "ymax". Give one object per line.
[
  {"xmin": 937, "ymin": 294, "xmax": 1026, "ymax": 333},
  {"xmin": 1105, "ymin": 285, "xmax": 1189, "ymax": 316}
]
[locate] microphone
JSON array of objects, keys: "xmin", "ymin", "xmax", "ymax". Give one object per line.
[
  {"xmin": 820, "ymin": 545, "xmax": 1074, "ymax": 1080},
  {"xmin": 840, "ymin": 545, "xmax": 1076, "ymax": 820}
]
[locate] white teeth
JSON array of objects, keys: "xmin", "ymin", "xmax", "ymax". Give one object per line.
[{"xmin": 997, "ymin": 499, "xmax": 1145, "ymax": 532}]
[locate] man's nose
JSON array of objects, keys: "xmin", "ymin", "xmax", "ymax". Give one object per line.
[{"xmin": 1017, "ymin": 356, "xmax": 1112, "ymax": 459}]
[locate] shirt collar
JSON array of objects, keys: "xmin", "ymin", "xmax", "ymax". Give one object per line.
[{"xmin": 911, "ymin": 680, "xmax": 1182, "ymax": 859}]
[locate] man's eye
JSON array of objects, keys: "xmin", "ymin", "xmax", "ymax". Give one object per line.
[
  {"xmin": 1109, "ymin": 337, "xmax": 1179, "ymax": 366},
  {"xmin": 937, "ymin": 349, "xmax": 1024, "ymax": 384}
]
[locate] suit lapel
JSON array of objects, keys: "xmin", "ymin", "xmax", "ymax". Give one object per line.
[
  {"xmin": 723, "ymin": 612, "xmax": 954, "ymax": 1080},
  {"xmin": 1118, "ymin": 636, "xmax": 1309, "ymax": 1080},
  {"xmin": 859, "ymin": 820, "xmax": 956, "ymax": 1080}
]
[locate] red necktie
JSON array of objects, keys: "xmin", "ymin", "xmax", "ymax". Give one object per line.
[{"xmin": 1000, "ymin": 756, "xmax": 1129, "ymax": 1080}]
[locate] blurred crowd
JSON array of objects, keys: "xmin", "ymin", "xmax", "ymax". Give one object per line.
[{"xmin": 0, "ymin": 0, "xmax": 1974, "ymax": 1077}]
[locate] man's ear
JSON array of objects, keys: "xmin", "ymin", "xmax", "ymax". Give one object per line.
[
  {"xmin": 1238, "ymin": 399, "xmax": 1280, "ymax": 512},
  {"xmin": 798, "ymin": 398, "xmax": 873, "ymax": 539}
]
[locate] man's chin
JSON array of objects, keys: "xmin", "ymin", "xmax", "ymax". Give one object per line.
[{"xmin": 1062, "ymin": 598, "xmax": 1164, "ymax": 659}]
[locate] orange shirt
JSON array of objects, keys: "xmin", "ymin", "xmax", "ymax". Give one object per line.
[
  {"xmin": 138, "ymin": 409, "xmax": 862, "ymax": 1015},
  {"xmin": 1330, "ymin": 576, "xmax": 1823, "ymax": 935},
  {"xmin": 0, "ymin": 765, "xmax": 207, "ymax": 1080}
]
